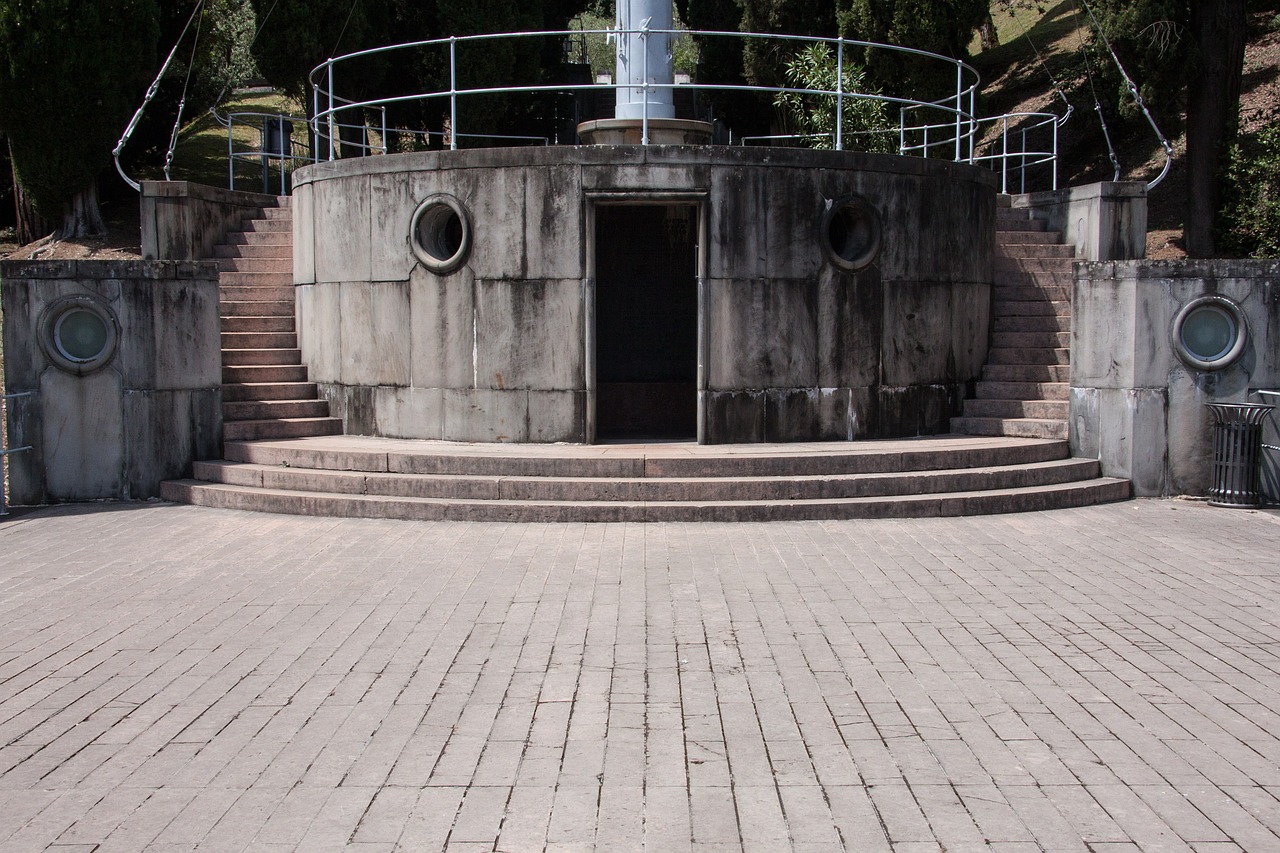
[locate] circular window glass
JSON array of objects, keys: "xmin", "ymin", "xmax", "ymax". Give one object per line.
[
  {"xmin": 410, "ymin": 194, "xmax": 472, "ymax": 274},
  {"xmin": 1172, "ymin": 295, "xmax": 1247, "ymax": 371},
  {"xmin": 821, "ymin": 195, "xmax": 882, "ymax": 271},
  {"xmin": 54, "ymin": 309, "xmax": 110, "ymax": 362},
  {"xmin": 38, "ymin": 295, "xmax": 120, "ymax": 376}
]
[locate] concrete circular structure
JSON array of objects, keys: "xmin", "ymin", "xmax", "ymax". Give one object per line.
[{"xmin": 291, "ymin": 145, "xmax": 995, "ymax": 444}]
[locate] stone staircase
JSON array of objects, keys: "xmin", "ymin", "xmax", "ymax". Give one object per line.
[
  {"xmin": 162, "ymin": 435, "xmax": 1129, "ymax": 521},
  {"xmin": 951, "ymin": 198, "xmax": 1072, "ymax": 440},
  {"xmin": 214, "ymin": 200, "xmax": 342, "ymax": 442}
]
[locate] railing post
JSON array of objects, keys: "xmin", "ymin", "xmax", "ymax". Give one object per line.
[
  {"xmin": 327, "ymin": 62, "xmax": 336, "ymax": 161},
  {"xmin": 1020, "ymin": 127, "xmax": 1027, "ymax": 194},
  {"xmin": 313, "ymin": 81, "xmax": 320, "ymax": 164},
  {"xmin": 450, "ymin": 37, "xmax": 458, "ymax": 151},
  {"xmin": 1001, "ymin": 116, "xmax": 1008, "ymax": 195},
  {"xmin": 899, "ymin": 107, "xmax": 906, "ymax": 155},
  {"xmin": 1052, "ymin": 119, "xmax": 1059, "ymax": 190},
  {"xmin": 280, "ymin": 116, "xmax": 288, "ymax": 195},
  {"xmin": 835, "ymin": 38, "xmax": 845, "ymax": 152},
  {"xmin": 969, "ymin": 87, "xmax": 976, "ymax": 163},
  {"xmin": 954, "ymin": 62, "xmax": 962, "ymax": 162},
  {"xmin": 227, "ymin": 114, "xmax": 235, "ymax": 191},
  {"xmin": 381, "ymin": 107, "xmax": 388, "ymax": 155},
  {"xmin": 922, "ymin": 124, "xmax": 928, "ymax": 159},
  {"xmin": 640, "ymin": 22, "xmax": 649, "ymax": 145}
]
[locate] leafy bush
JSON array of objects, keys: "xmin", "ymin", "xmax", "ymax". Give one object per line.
[
  {"xmin": 1217, "ymin": 113, "xmax": 1280, "ymax": 258},
  {"xmin": 774, "ymin": 43, "xmax": 894, "ymax": 152}
]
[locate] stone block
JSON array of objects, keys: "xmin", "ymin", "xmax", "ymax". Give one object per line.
[
  {"xmin": 122, "ymin": 389, "xmax": 221, "ymax": 497},
  {"xmin": 816, "ymin": 266, "xmax": 881, "ymax": 389},
  {"xmin": 339, "ymin": 280, "xmax": 411, "ymax": 386},
  {"xmin": 370, "ymin": 170, "xmax": 447, "ymax": 282},
  {"xmin": 704, "ymin": 390, "xmax": 765, "ymax": 443},
  {"xmin": 875, "ymin": 384, "xmax": 954, "ymax": 437},
  {"xmin": 144, "ymin": 279, "xmax": 222, "ymax": 390},
  {"xmin": 374, "ymin": 386, "xmax": 444, "ymax": 439},
  {"xmin": 952, "ymin": 281, "xmax": 991, "ymax": 380},
  {"xmin": 705, "ymin": 278, "xmax": 816, "ymax": 389},
  {"xmin": 528, "ymin": 390, "xmax": 587, "ymax": 442},
  {"xmin": 525, "ymin": 166, "xmax": 585, "ymax": 280},
  {"xmin": 709, "ymin": 167, "xmax": 767, "ymax": 279},
  {"xmin": 1069, "ymin": 385, "xmax": 1101, "ymax": 461},
  {"xmin": 298, "ymin": 282, "xmax": 343, "ymax": 384},
  {"xmin": 409, "ymin": 265, "xmax": 475, "ymax": 389},
  {"xmin": 1071, "ymin": 265, "xmax": 1133, "ymax": 387},
  {"xmin": 293, "ymin": 183, "xmax": 315, "ymax": 284},
  {"xmin": 313, "ymin": 173, "xmax": 371, "ymax": 283},
  {"xmin": 465, "ymin": 167, "xmax": 527, "ymax": 280},
  {"xmin": 881, "ymin": 282, "xmax": 954, "ymax": 387},
  {"xmin": 764, "ymin": 387, "xmax": 854, "ymax": 442},
  {"xmin": 763, "ymin": 167, "xmax": 823, "ymax": 280},
  {"xmin": 40, "ymin": 368, "xmax": 124, "ymax": 500},
  {"xmin": 475, "ymin": 279, "xmax": 584, "ymax": 390},
  {"xmin": 442, "ymin": 388, "xmax": 529, "ymax": 442}
]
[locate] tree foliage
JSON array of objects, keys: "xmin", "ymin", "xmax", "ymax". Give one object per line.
[
  {"xmin": 1217, "ymin": 112, "xmax": 1280, "ymax": 258},
  {"xmin": 0, "ymin": 0, "xmax": 159, "ymax": 231},
  {"xmin": 774, "ymin": 42, "xmax": 893, "ymax": 152},
  {"xmin": 838, "ymin": 0, "xmax": 989, "ymax": 99}
]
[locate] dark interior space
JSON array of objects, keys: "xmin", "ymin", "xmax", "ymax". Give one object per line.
[{"xmin": 595, "ymin": 204, "xmax": 699, "ymax": 440}]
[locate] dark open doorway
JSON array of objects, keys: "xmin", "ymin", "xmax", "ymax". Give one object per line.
[{"xmin": 594, "ymin": 204, "xmax": 699, "ymax": 440}]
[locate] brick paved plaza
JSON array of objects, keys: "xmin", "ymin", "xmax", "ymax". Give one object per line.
[{"xmin": 1, "ymin": 499, "xmax": 1278, "ymax": 852}]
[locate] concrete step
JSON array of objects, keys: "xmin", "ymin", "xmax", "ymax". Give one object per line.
[
  {"xmin": 222, "ymin": 364, "xmax": 309, "ymax": 384},
  {"xmin": 993, "ymin": 243, "xmax": 1075, "ymax": 259},
  {"xmin": 996, "ymin": 257, "xmax": 1075, "ymax": 275},
  {"xmin": 221, "ymin": 347, "xmax": 303, "ymax": 367},
  {"xmin": 992, "ymin": 300, "xmax": 1071, "ymax": 318},
  {"xmin": 220, "ymin": 284, "xmax": 296, "ymax": 302},
  {"xmin": 240, "ymin": 217, "xmax": 291, "ymax": 233},
  {"xmin": 223, "ymin": 399, "xmax": 331, "ymax": 421},
  {"xmin": 222, "ymin": 381, "xmax": 320, "ymax": 402},
  {"xmin": 949, "ymin": 416, "xmax": 1068, "ymax": 440},
  {"xmin": 991, "ymin": 331, "xmax": 1071, "ymax": 349},
  {"xmin": 218, "ymin": 272, "xmax": 293, "ymax": 288},
  {"xmin": 221, "ymin": 331, "xmax": 298, "ymax": 349},
  {"xmin": 221, "ymin": 315, "xmax": 296, "ymax": 333},
  {"xmin": 995, "ymin": 217, "xmax": 1048, "ymax": 233},
  {"xmin": 982, "ymin": 363, "xmax": 1071, "ymax": 382},
  {"xmin": 962, "ymin": 399, "xmax": 1069, "ymax": 420},
  {"xmin": 216, "ymin": 257, "xmax": 292, "ymax": 274},
  {"xmin": 213, "ymin": 243, "xmax": 293, "ymax": 259},
  {"xmin": 993, "ymin": 315, "xmax": 1072, "ymax": 333},
  {"xmin": 986, "ymin": 347, "xmax": 1070, "ymax": 366},
  {"xmin": 160, "ymin": 475, "xmax": 1129, "ymax": 522},
  {"xmin": 996, "ymin": 231, "xmax": 1061, "ymax": 246},
  {"xmin": 993, "ymin": 269, "xmax": 1074, "ymax": 289},
  {"xmin": 220, "ymin": 300, "xmax": 295, "ymax": 317},
  {"xmin": 994, "ymin": 284, "xmax": 1071, "ymax": 302},
  {"xmin": 223, "ymin": 417, "xmax": 343, "ymax": 442},
  {"xmin": 189, "ymin": 456, "xmax": 1104, "ymax": 503},
  {"xmin": 257, "ymin": 206, "xmax": 292, "ymax": 220},
  {"xmin": 976, "ymin": 380, "xmax": 1069, "ymax": 401},
  {"xmin": 223, "ymin": 232, "xmax": 292, "ymax": 247}
]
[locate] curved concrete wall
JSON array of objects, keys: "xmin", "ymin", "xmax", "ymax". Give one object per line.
[{"xmin": 292, "ymin": 146, "xmax": 995, "ymax": 443}]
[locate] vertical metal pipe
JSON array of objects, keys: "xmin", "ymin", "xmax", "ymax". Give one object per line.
[
  {"xmin": 954, "ymin": 63, "xmax": 962, "ymax": 162},
  {"xmin": 835, "ymin": 38, "xmax": 845, "ymax": 152},
  {"xmin": 312, "ymin": 81, "xmax": 320, "ymax": 164},
  {"xmin": 969, "ymin": 88, "xmax": 976, "ymax": 162},
  {"xmin": 227, "ymin": 115, "xmax": 234, "ymax": 190},
  {"xmin": 1020, "ymin": 127, "xmax": 1027, "ymax": 194},
  {"xmin": 381, "ymin": 107, "xmax": 388, "ymax": 154},
  {"xmin": 327, "ymin": 62, "xmax": 335, "ymax": 160},
  {"xmin": 641, "ymin": 24, "xmax": 649, "ymax": 144},
  {"xmin": 898, "ymin": 107, "xmax": 905, "ymax": 155},
  {"xmin": 696, "ymin": 201, "xmax": 708, "ymax": 445},
  {"xmin": 1053, "ymin": 120, "xmax": 1059, "ymax": 190},
  {"xmin": 450, "ymin": 38, "xmax": 458, "ymax": 151}
]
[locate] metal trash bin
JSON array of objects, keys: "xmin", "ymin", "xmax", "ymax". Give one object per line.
[{"xmin": 1206, "ymin": 403, "xmax": 1274, "ymax": 508}]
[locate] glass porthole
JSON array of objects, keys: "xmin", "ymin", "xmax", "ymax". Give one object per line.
[
  {"xmin": 38, "ymin": 295, "xmax": 120, "ymax": 375},
  {"xmin": 410, "ymin": 193, "xmax": 472, "ymax": 274},
  {"xmin": 821, "ymin": 194, "xmax": 882, "ymax": 271},
  {"xmin": 1172, "ymin": 295, "xmax": 1247, "ymax": 371}
]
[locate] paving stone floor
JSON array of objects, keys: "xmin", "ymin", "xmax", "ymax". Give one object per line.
[{"xmin": 1, "ymin": 499, "xmax": 1278, "ymax": 852}]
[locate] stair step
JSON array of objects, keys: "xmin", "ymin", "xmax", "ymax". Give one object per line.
[
  {"xmin": 986, "ymin": 347, "xmax": 1070, "ymax": 366},
  {"xmin": 950, "ymin": 417, "xmax": 1068, "ymax": 440},
  {"xmin": 993, "ymin": 269, "xmax": 1074, "ymax": 289},
  {"xmin": 993, "ymin": 300, "xmax": 1071, "ymax": 318},
  {"xmin": 976, "ymin": 380, "xmax": 1069, "ymax": 401},
  {"xmin": 982, "ymin": 364, "xmax": 1071, "ymax": 382},
  {"xmin": 993, "ymin": 284, "xmax": 1071, "ymax": 302},
  {"xmin": 217, "ymin": 257, "xmax": 292, "ymax": 274},
  {"xmin": 240, "ymin": 218, "xmax": 291, "ymax": 233},
  {"xmin": 220, "ymin": 300, "xmax": 295, "ymax": 317},
  {"xmin": 221, "ymin": 331, "xmax": 298, "ymax": 349},
  {"xmin": 160, "ymin": 475, "xmax": 1130, "ymax": 522},
  {"xmin": 993, "ymin": 315, "xmax": 1072, "ymax": 333},
  {"xmin": 257, "ymin": 206, "xmax": 292, "ymax": 220},
  {"xmin": 221, "ymin": 315, "xmax": 296, "ymax": 333},
  {"xmin": 222, "ymin": 364, "xmax": 309, "ymax": 383},
  {"xmin": 222, "ymin": 347, "xmax": 303, "ymax": 367},
  {"xmin": 213, "ymin": 243, "xmax": 293, "ymax": 259},
  {"xmin": 995, "ymin": 217, "xmax": 1048, "ymax": 233},
  {"xmin": 993, "ymin": 243, "xmax": 1075, "ymax": 259},
  {"xmin": 991, "ymin": 331, "xmax": 1071, "ymax": 349},
  {"xmin": 223, "ymin": 417, "xmax": 344, "ymax": 442},
  {"xmin": 219, "ymin": 272, "xmax": 294, "ymax": 288},
  {"xmin": 996, "ymin": 231, "xmax": 1061, "ymax": 246},
  {"xmin": 222, "ymin": 381, "xmax": 320, "ymax": 402},
  {"xmin": 962, "ymin": 399, "xmax": 1069, "ymax": 420},
  {"xmin": 220, "ymin": 285, "xmax": 296, "ymax": 302},
  {"xmin": 224, "ymin": 399, "xmax": 331, "ymax": 421},
  {"xmin": 996, "ymin": 257, "xmax": 1075, "ymax": 274},
  {"xmin": 224, "ymin": 232, "xmax": 292, "ymax": 247}
]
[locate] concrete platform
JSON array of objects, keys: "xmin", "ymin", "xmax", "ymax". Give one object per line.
[{"xmin": 2, "ymin": 500, "xmax": 1279, "ymax": 850}]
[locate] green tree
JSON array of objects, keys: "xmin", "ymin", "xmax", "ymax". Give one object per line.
[
  {"xmin": 0, "ymin": 0, "xmax": 160, "ymax": 237},
  {"xmin": 774, "ymin": 42, "xmax": 893, "ymax": 151}
]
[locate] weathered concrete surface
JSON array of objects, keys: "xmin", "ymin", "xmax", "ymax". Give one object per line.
[
  {"xmin": 293, "ymin": 146, "xmax": 996, "ymax": 443},
  {"xmin": 1072, "ymin": 259, "xmax": 1280, "ymax": 497},
  {"xmin": 0, "ymin": 260, "xmax": 222, "ymax": 503},
  {"xmin": 1, "ymin": 500, "xmax": 1279, "ymax": 851},
  {"xmin": 140, "ymin": 181, "xmax": 278, "ymax": 261},
  {"xmin": 1010, "ymin": 181, "xmax": 1147, "ymax": 261}
]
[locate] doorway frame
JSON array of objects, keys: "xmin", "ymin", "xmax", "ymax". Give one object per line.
[{"xmin": 584, "ymin": 191, "xmax": 709, "ymax": 444}]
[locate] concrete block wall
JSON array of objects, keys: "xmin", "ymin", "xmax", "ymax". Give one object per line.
[
  {"xmin": 1, "ymin": 260, "xmax": 222, "ymax": 502},
  {"xmin": 1071, "ymin": 260, "xmax": 1280, "ymax": 496},
  {"xmin": 292, "ymin": 146, "xmax": 996, "ymax": 443},
  {"xmin": 141, "ymin": 181, "xmax": 279, "ymax": 261}
]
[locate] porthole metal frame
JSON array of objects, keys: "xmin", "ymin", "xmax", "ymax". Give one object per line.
[
  {"xmin": 820, "ymin": 194, "xmax": 883, "ymax": 271},
  {"xmin": 410, "ymin": 193, "xmax": 472, "ymax": 274},
  {"xmin": 37, "ymin": 294, "xmax": 121, "ymax": 376},
  {"xmin": 1172, "ymin": 294, "xmax": 1248, "ymax": 372}
]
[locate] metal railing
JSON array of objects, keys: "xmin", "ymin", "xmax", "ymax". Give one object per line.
[
  {"xmin": 224, "ymin": 111, "xmax": 315, "ymax": 195},
  {"xmin": 1, "ymin": 391, "xmax": 34, "ymax": 517}
]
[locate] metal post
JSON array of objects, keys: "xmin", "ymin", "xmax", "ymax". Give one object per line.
[
  {"xmin": 313, "ymin": 82, "xmax": 320, "ymax": 164},
  {"xmin": 898, "ymin": 107, "xmax": 906, "ymax": 155},
  {"xmin": 1000, "ymin": 116, "xmax": 1008, "ymax": 195},
  {"xmin": 1020, "ymin": 127, "xmax": 1027, "ymax": 194},
  {"xmin": 327, "ymin": 62, "xmax": 335, "ymax": 160},
  {"xmin": 922, "ymin": 124, "xmax": 928, "ymax": 159},
  {"xmin": 641, "ymin": 23, "xmax": 649, "ymax": 145},
  {"xmin": 450, "ymin": 38, "xmax": 458, "ymax": 151},
  {"xmin": 835, "ymin": 38, "xmax": 845, "ymax": 152},
  {"xmin": 227, "ymin": 114, "xmax": 235, "ymax": 191},
  {"xmin": 968, "ymin": 87, "xmax": 976, "ymax": 162},
  {"xmin": 381, "ymin": 107, "xmax": 388, "ymax": 155},
  {"xmin": 954, "ymin": 62, "xmax": 962, "ymax": 162},
  {"xmin": 1052, "ymin": 119, "xmax": 1059, "ymax": 190}
]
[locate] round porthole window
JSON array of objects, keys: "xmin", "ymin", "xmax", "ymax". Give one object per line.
[
  {"xmin": 821, "ymin": 195, "xmax": 882, "ymax": 271},
  {"xmin": 38, "ymin": 295, "xmax": 120, "ymax": 375},
  {"xmin": 410, "ymin": 193, "xmax": 471, "ymax": 274},
  {"xmin": 1172, "ymin": 295, "xmax": 1247, "ymax": 371}
]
